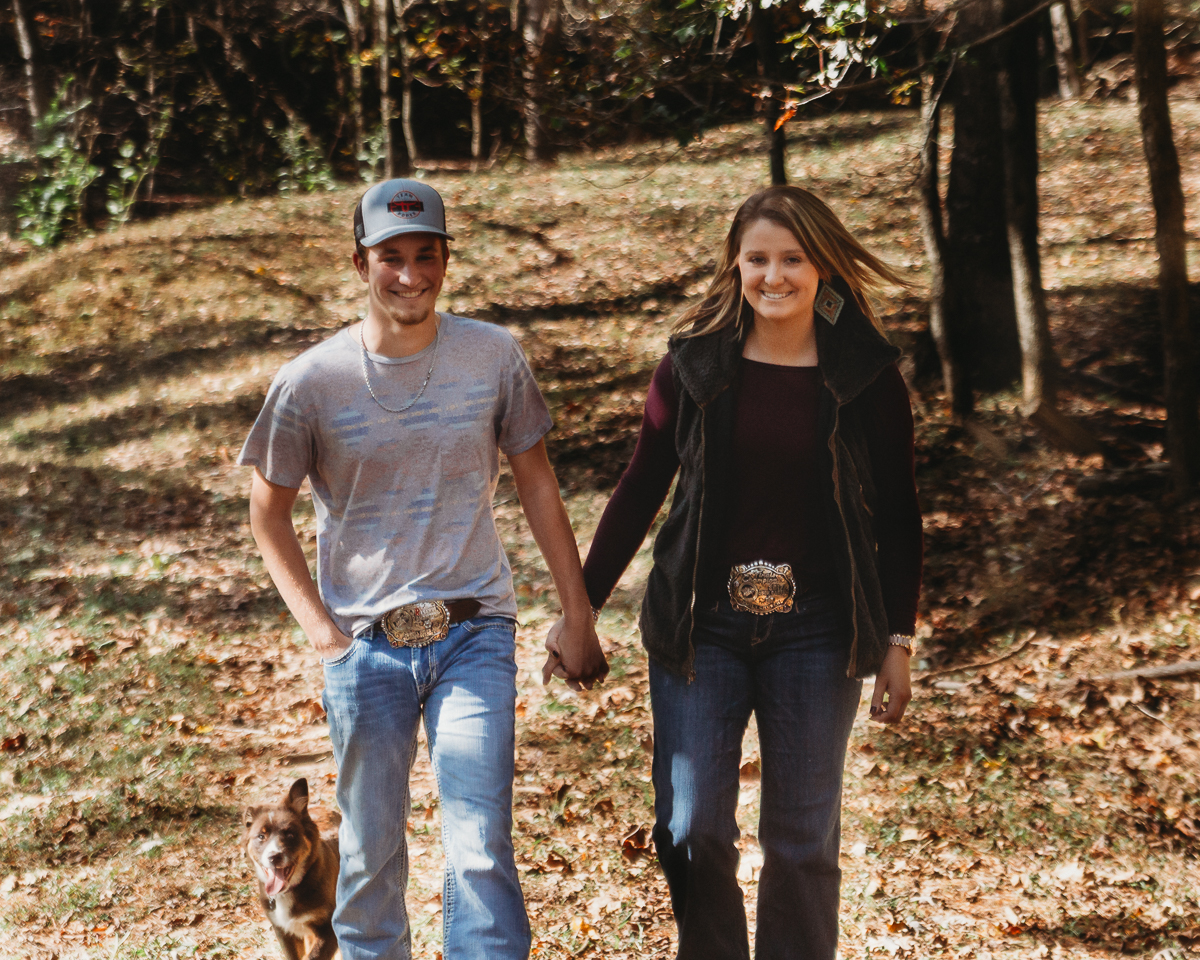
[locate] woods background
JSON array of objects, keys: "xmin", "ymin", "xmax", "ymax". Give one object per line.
[{"xmin": 2, "ymin": 1, "xmax": 1200, "ymax": 958}]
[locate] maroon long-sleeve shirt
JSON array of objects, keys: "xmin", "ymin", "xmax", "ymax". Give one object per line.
[{"xmin": 582, "ymin": 353, "xmax": 923, "ymax": 635}]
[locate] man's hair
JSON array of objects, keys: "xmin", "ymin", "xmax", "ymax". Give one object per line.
[{"xmin": 355, "ymin": 236, "xmax": 449, "ymax": 263}]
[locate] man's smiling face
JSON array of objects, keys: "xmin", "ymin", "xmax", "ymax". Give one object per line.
[{"xmin": 354, "ymin": 232, "xmax": 448, "ymax": 330}]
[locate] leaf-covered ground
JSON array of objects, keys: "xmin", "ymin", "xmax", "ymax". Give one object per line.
[{"xmin": 2, "ymin": 97, "xmax": 1200, "ymax": 959}]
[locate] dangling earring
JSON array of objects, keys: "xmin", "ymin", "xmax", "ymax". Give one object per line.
[{"xmin": 814, "ymin": 280, "xmax": 845, "ymax": 326}]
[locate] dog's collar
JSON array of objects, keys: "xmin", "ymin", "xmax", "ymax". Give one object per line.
[{"xmin": 266, "ymin": 897, "xmax": 275, "ymax": 911}]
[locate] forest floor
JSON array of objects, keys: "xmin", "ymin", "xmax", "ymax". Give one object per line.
[{"xmin": 2, "ymin": 95, "xmax": 1200, "ymax": 960}]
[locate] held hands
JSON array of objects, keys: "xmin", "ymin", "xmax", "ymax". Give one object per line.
[
  {"xmin": 868, "ymin": 645, "xmax": 912, "ymax": 724},
  {"xmin": 542, "ymin": 615, "xmax": 609, "ymax": 691}
]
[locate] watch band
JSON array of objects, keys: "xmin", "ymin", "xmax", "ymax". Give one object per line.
[{"xmin": 888, "ymin": 633, "xmax": 914, "ymax": 655}]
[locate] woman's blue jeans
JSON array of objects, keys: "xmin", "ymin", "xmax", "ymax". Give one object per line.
[
  {"xmin": 321, "ymin": 616, "xmax": 531, "ymax": 960},
  {"xmin": 650, "ymin": 593, "xmax": 863, "ymax": 960}
]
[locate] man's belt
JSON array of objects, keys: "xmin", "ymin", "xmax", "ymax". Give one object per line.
[
  {"xmin": 727, "ymin": 561, "xmax": 796, "ymax": 616},
  {"xmin": 380, "ymin": 599, "xmax": 481, "ymax": 647}
]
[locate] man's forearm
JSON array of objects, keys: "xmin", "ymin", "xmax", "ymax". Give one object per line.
[
  {"xmin": 250, "ymin": 509, "xmax": 346, "ymax": 648},
  {"xmin": 519, "ymin": 476, "xmax": 593, "ymax": 622},
  {"xmin": 509, "ymin": 441, "xmax": 607, "ymax": 685}
]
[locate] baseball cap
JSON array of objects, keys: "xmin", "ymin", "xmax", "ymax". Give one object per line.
[{"xmin": 353, "ymin": 179, "xmax": 454, "ymax": 247}]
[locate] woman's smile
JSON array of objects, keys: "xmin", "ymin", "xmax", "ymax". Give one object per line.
[{"xmin": 737, "ymin": 218, "xmax": 822, "ymax": 329}]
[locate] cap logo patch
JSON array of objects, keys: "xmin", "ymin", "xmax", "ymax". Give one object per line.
[{"xmin": 387, "ymin": 191, "xmax": 424, "ymax": 219}]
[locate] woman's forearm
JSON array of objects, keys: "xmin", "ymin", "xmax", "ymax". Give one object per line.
[{"xmin": 581, "ymin": 355, "xmax": 680, "ymax": 610}]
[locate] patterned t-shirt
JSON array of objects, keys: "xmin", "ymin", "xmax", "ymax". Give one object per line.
[{"xmin": 238, "ymin": 314, "xmax": 553, "ymax": 637}]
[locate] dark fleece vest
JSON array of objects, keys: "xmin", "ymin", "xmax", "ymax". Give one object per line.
[{"xmin": 638, "ymin": 276, "xmax": 903, "ymax": 680}]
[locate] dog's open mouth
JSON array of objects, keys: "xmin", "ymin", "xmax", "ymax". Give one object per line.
[{"xmin": 262, "ymin": 862, "xmax": 295, "ymax": 897}]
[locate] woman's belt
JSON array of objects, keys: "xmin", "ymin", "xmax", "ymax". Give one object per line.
[{"xmin": 727, "ymin": 561, "xmax": 797, "ymax": 615}]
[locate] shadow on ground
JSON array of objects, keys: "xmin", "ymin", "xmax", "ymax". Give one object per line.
[{"xmin": 3, "ymin": 265, "xmax": 1198, "ymax": 666}]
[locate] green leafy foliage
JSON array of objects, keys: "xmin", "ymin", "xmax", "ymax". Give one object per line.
[
  {"xmin": 275, "ymin": 125, "xmax": 336, "ymax": 195},
  {"xmin": 106, "ymin": 107, "xmax": 172, "ymax": 230},
  {"xmin": 356, "ymin": 125, "xmax": 388, "ymax": 183},
  {"xmin": 783, "ymin": 0, "xmax": 897, "ymax": 90},
  {"xmin": 15, "ymin": 79, "xmax": 101, "ymax": 248}
]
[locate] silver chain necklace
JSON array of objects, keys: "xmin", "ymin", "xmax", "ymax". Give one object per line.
[{"xmin": 359, "ymin": 316, "xmax": 441, "ymax": 414}]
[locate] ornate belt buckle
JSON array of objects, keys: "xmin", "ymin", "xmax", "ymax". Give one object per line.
[
  {"xmin": 727, "ymin": 561, "xmax": 796, "ymax": 615},
  {"xmin": 381, "ymin": 600, "xmax": 450, "ymax": 647}
]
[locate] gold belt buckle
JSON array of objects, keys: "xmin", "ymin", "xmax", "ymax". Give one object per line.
[
  {"xmin": 727, "ymin": 561, "xmax": 796, "ymax": 615},
  {"xmin": 381, "ymin": 600, "xmax": 450, "ymax": 647}
]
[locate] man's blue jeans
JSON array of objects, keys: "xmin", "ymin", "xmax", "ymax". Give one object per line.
[
  {"xmin": 650, "ymin": 593, "xmax": 863, "ymax": 960},
  {"xmin": 321, "ymin": 616, "xmax": 531, "ymax": 960}
]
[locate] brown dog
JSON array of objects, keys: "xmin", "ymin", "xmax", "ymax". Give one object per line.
[{"xmin": 244, "ymin": 778, "xmax": 340, "ymax": 960}]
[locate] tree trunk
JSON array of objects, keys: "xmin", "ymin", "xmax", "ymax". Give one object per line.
[
  {"xmin": 917, "ymin": 45, "xmax": 963, "ymax": 412},
  {"xmin": 706, "ymin": 8, "xmax": 723, "ymax": 109},
  {"xmin": 471, "ymin": 0, "xmax": 486, "ymax": 170},
  {"xmin": 520, "ymin": 0, "xmax": 556, "ymax": 165},
  {"xmin": 471, "ymin": 94, "xmax": 483, "ymax": 168},
  {"xmin": 374, "ymin": 0, "xmax": 394, "ymax": 176},
  {"xmin": 944, "ymin": 0, "xmax": 1024, "ymax": 406},
  {"xmin": 392, "ymin": 0, "xmax": 418, "ymax": 166},
  {"xmin": 751, "ymin": 1, "xmax": 787, "ymax": 185},
  {"xmin": 997, "ymin": 3, "xmax": 1057, "ymax": 413},
  {"xmin": 145, "ymin": 5, "xmax": 160, "ymax": 203},
  {"xmin": 1068, "ymin": 0, "xmax": 1089, "ymax": 68},
  {"xmin": 373, "ymin": 0, "xmax": 410, "ymax": 178},
  {"xmin": 12, "ymin": 0, "xmax": 49, "ymax": 139},
  {"xmin": 340, "ymin": 0, "xmax": 365, "ymax": 162},
  {"xmin": 1133, "ymin": 0, "xmax": 1200, "ymax": 492},
  {"xmin": 1049, "ymin": 3, "xmax": 1081, "ymax": 99}
]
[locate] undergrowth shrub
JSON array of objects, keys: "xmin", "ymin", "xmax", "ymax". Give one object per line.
[
  {"xmin": 275, "ymin": 123, "xmax": 335, "ymax": 195},
  {"xmin": 106, "ymin": 106, "xmax": 172, "ymax": 230},
  {"xmin": 15, "ymin": 78, "xmax": 100, "ymax": 248}
]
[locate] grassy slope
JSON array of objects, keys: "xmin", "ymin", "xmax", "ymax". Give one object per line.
[{"xmin": 1, "ymin": 101, "xmax": 1199, "ymax": 959}]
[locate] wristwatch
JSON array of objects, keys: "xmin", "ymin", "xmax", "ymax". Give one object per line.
[{"xmin": 888, "ymin": 634, "xmax": 914, "ymax": 655}]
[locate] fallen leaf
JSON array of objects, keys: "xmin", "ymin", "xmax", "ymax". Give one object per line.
[
  {"xmin": 1053, "ymin": 860, "xmax": 1086, "ymax": 884},
  {"xmin": 543, "ymin": 850, "xmax": 572, "ymax": 874},
  {"xmin": 621, "ymin": 825, "xmax": 651, "ymax": 862}
]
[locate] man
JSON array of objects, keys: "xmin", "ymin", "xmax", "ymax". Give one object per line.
[{"xmin": 239, "ymin": 178, "xmax": 607, "ymax": 960}]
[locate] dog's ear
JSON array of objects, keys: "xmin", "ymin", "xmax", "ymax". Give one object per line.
[{"xmin": 287, "ymin": 778, "xmax": 310, "ymax": 816}]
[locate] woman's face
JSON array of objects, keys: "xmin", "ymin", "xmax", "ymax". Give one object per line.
[{"xmin": 736, "ymin": 218, "xmax": 822, "ymax": 329}]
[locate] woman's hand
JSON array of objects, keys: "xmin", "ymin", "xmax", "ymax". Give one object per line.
[{"xmin": 868, "ymin": 645, "xmax": 911, "ymax": 724}]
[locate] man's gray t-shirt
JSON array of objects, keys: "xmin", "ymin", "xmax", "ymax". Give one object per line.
[{"xmin": 238, "ymin": 313, "xmax": 553, "ymax": 638}]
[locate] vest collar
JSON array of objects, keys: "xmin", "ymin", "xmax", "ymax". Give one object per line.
[{"xmin": 669, "ymin": 276, "xmax": 901, "ymax": 407}]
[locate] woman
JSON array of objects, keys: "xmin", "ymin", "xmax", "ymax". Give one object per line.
[{"xmin": 547, "ymin": 185, "xmax": 922, "ymax": 959}]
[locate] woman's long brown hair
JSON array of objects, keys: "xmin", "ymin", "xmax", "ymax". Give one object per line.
[{"xmin": 672, "ymin": 185, "xmax": 909, "ymax": 339}]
